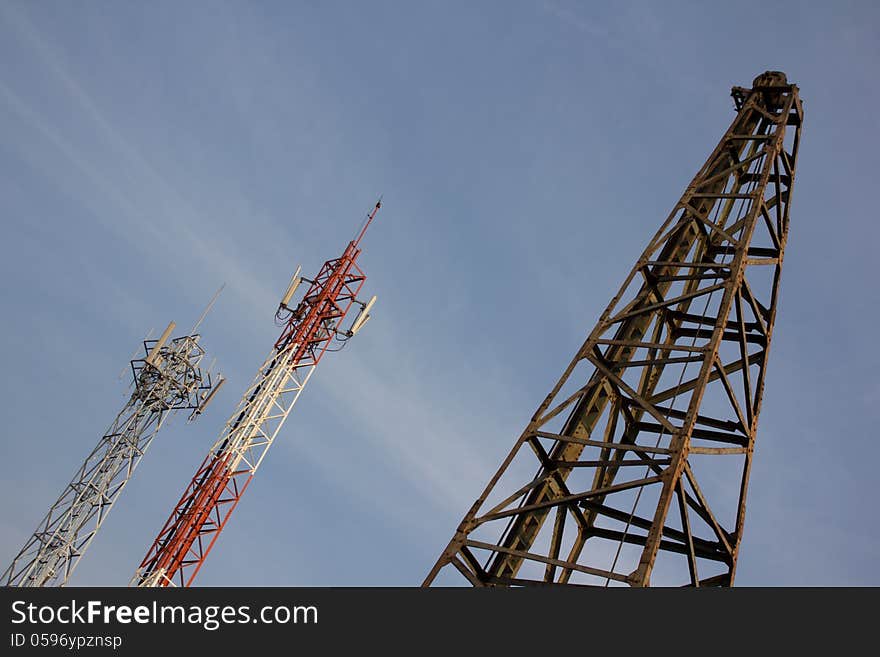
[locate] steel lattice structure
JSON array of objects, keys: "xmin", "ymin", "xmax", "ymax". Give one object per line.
[
  {"xmin": 133, "ymin": 201, "xmax": 381, "ymax": 587},
  {"xmin": 424, "ymin": 72, "xmax": 802, "ymax": 588},
  {"xmin": 3, "ymin": 324, "xmax": 219, "ymax": 587}
]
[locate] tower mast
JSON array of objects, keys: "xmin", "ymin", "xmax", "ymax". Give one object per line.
[
  {"xmin": 424, "ymin": 72, "xmax": 802, "ymax": 587},
  {"xmin": 134, "ymin": 201, "xmax": 381, "ymax": 587},
  {"xmin": 3, "ymin": 319, "xmax": 221, "ymax": 586}
]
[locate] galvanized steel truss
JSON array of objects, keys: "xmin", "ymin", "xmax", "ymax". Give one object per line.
[
  {"xmin": 424, "ymin": 72, "xmax": 802, "ymax": 587},
  {"xmin": 3, "ymin": 330, "xmax": 216, "ymax": 586}
]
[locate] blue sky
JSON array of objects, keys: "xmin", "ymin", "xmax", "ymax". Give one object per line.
[{"xmin": 0, "ymin": 0, "xmax": 877, "ymax": 586}]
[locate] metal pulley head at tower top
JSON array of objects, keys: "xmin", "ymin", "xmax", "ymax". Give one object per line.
[{"xmin": 733, "ymin": 70, "xmax": 792, "ymax": 112}]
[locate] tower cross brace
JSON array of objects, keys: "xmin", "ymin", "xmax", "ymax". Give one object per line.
[{"xmin": 424, "ymin": 72, "xmax": 802, "ymax": 588}]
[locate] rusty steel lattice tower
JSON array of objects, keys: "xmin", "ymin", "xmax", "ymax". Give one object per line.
[
  {"xmin": 3, "ymin": 319, "xmax": 222, "ymax": 587},
  {"xmin": 424, "ymin": 72, "xmax": 802, "ymax": 587}
]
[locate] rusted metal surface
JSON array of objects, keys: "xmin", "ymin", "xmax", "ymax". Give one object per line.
[{"xmin": 424, "ymin": 72, "xmax": 802, "ymax": 587}]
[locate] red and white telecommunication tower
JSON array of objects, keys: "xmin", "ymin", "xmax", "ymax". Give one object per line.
[{"xmin": 133, "ymin": 201, "xmax": 381, "ymax": 587}]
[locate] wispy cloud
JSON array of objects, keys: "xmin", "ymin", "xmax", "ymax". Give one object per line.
[
  {"xmin": 0, "ymin": 2, "xmax": 503, "ymax": 551},
  {"xmin": 2, "ymin": 1, "xmax": 878, "ymax": 588}
]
